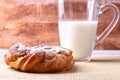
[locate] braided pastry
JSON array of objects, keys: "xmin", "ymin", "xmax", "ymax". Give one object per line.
[{"xmin": 4, "ymin": 43, "xmax": 75, "ymax": 73}]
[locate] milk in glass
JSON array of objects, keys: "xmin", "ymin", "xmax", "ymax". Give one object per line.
[{"xmin": 58, "ymin": 21, "xmax": 98, "ymax": 60}]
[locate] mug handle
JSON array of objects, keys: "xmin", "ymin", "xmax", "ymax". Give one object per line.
[{"xmin": 97, "ymin": 4, "xmax": 119, "ymax": 44}]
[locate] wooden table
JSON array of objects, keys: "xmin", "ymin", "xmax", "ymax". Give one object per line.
[{"xmin": 0, "ymin": 50, "xmax": 120, "ymax": 80}]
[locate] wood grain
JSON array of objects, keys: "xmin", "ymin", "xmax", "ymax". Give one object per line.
[{"xmin": 0, "ymin": 0, "xmax": 119, "ymax": 50}]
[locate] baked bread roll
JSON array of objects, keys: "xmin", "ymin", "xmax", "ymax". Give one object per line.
[{"xmin": 4, "ymin": 43, "xmax": 75, "ymax": 73}]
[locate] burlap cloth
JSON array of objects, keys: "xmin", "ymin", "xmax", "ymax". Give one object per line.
[{"xmin": 0, "ymin": 50, "xmax": 120, "ymax": 80}]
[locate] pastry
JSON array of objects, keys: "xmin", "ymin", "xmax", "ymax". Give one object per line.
[{"xmin": 4, "ymin": 43, "xmax": 75, "ymax": 73}]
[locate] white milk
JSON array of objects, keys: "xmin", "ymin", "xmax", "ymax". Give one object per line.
[{"xmin": 58, "ymin": 21, "xmax": 98, "ymax": 61}]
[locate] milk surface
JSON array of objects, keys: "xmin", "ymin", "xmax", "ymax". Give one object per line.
[{"xmin": 58, "ymin": 21, "xmax": 98, "ymax": 60}]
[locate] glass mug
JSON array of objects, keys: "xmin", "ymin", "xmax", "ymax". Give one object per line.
[{"xmin": 58, "ymin": 0, "xmax": 119, "ymax": 61}]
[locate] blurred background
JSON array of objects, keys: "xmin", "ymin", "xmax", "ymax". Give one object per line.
[
  {"xmin": 0, "ymin": 0, "xmax": 119, "ymax": 50},
  {"xmin": 96, "ymin": 0, "xmax": 120, "ymax": 50}
]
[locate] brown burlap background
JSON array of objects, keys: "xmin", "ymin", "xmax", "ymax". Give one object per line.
[{"xmin": 0, "ymin": 51, "xmax": 120, "ymax": 80}]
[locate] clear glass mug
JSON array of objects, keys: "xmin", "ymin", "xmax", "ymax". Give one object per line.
[{"xmin": 58, "ymin": 0, "xmax": 119, "ymax": 61}]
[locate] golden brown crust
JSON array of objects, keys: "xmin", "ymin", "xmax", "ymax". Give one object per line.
[{"xmin": 4, "ymin": 43, "xmax": 75, "ymax": 72}]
